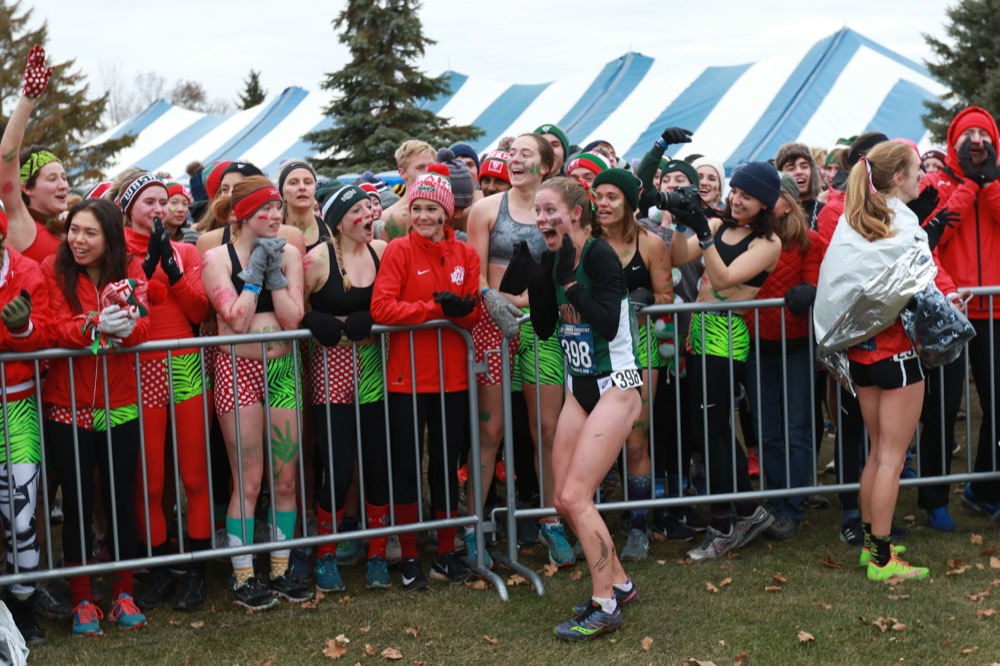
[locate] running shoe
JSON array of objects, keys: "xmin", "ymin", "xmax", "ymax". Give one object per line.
[
  {"xmin": 572, "ymin": 583, "xmax": 639, "ymax": 613},
  {"xmin": 619, "ymin": 529, "xmax": 649, "ymax": 561},
  {"xmin": 516, "ymin": 507, "xmax": 539, "ymax": 545},
  {"xmin": 867, "ymin": 555, "xmax": 929, "ymax": 581},
  {"xmin": 463, "ymin": 530, "xmax": 492, "ymax": 569},
  {"xmin": 7, "ymin": 592, "xmax": 46, "ymax": 647},
  {"xmin": 858, "ymin": 543, "xmax": 907, "ymax": 567},
  {"xmin": 651, "ymin": 510, "xmax": 696, "ymax": 541},
  {"xmin": 365, "ymin": 556, "xmax": 391, "ymax": 589},
  {"xmin": 962, "ymin": 483, "xmax": 1000, "ymax": 519},
  {"xmin": 399, "ymin": 557, "xmax": 428, "ymax": 592},
  {"xmin": 926, "ymin": 506, "xmax": 957, "ymax": 532},
  {"xmin": 839, "ymin": 517, "xmax": 864, "ymax": 548},
  {"xmin": 675, "ymin": 507, "xmax": 709, "ymax": 531},
  {"xmin": 289, "ymin": 547, "xmax": 313, "ymax": 581},
  {"xmin": 35, "ymin": 580, "xmax": 73, "ymax": 620},
  {"xmin": 731, "ymin": 506, "xmax": 774, "ymax": 550},
  {"xmin": 764, "ymin": 515, "xmax": 801, "ymax": 540},
  {"xmin": 71, "ymin": 601, "xmax": 104, "ymax": 638},
  {"xmin": 315, "ymin": 553, "xmax": 346, "ymax": 593},
  {"xmin": 136, "ymin": 567, "xmax": 175, "ymax": 610},
  {"xmin": 385, "ymin": 535, "xmax": 402, "ymax": 565},
  {"xmin": 430, "ymin": 552, "xmax": 472, "ymax": 584},
  {"xmin": 539, "ymin": 522, "xmax": 575, "ymax": 567},
  {"xmin": 554, "ymin": 601, "xmax": 622, "ymax": 641},
  {"xmin": 270, "ymin": 572, "xmax": 314, "ymax": 602},
  {"xmin": 109, "ymin": 593, "xmax": 147, "ymax": 630},
  {"xmin": 686, "ymin": 526, "xmax": 738, "ymax": 562},
  {"xmin": 174, "ymin": 569, "xmax": 206, "ymax": 611},
  {"xmin": 336, "ymin": 539, "xmax": 365, "ymax": 566},
  {"xmin": 231, "ymin": 577, "xmax": 279, "ymax": 611}
]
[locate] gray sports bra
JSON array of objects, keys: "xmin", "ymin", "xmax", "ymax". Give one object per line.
[{"xmin": 489, "ymin": 192, "xmax": 547, "ymax": 266}]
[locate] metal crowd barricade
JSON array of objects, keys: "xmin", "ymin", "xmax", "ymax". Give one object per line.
[
  {"xmin": 0, "ymin": 320, "xmax": 506, "ymax": 599},
  {"xmin": 495, "ymin": 289, "xmax": 1000, "ymax": 595}
]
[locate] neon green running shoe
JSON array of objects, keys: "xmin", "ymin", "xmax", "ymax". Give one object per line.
[
  {"xmin": 858, "ymin": 544, "xmax": 907, "ymax": 567},
  {"xmin": 867, "ymin": 555, "xmax": 929, "ymax": 581}
]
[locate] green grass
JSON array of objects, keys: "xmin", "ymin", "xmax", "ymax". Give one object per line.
[{"xmin": 27, "ymin": 488, "xmax": 1000, "ymax": 666}]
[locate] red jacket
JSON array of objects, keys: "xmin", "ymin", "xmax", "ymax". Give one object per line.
[
  {"xmin": 371, "ymin": 226, "xmax": 480, "ymax": 393},
  {"xmin": 124, "ymin": 228, "xmax": 209, "ymax": 357},
  {"xmin": 923, "ymin": 106, "xmax": 1000, "ymax": 319},
  {"xmin": 41, "ymin": 255, "xmax": 150, "ymax": 409},
  {"xmin": 0, "ymin": 248, "xmax": 50, "ymax": 390},
  {"xmin": 817, "ymin": 188, "xmax": 843, "ymax": 249},
  {"xmin": 745, "ymin": 229, "xmax": 822, "ymax": 343}
]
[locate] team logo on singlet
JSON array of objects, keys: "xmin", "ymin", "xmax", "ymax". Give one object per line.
[
  {"xmin": 558, "ymin": 303, "xmax": 581, "ymax": 324},
  {"xmin": 450, "ymin": 266, "xmax": 465, "ymax": 285}
]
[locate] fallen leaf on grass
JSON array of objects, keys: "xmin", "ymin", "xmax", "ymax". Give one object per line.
[
  {"xmin": 902, "ymin": 514, "xmax": 916, "ymax": 524},
  {"xmin": 412, "ymin": 662, "xmax": 427, "ymax": 666},
  {"xmin": 507, "ymin": 574, "xmax": 527, "ymax": 586},
  {"xmin": 656, "ymin": 559, "xmax": 667, "ymax": 566},
  {"xmin": 991, "ymin": 556, "xmax": 1000, "ymax": 570},
  {"xmin": 887, "ymin": 594, "xmax": 910, "ymax": 601},
  {"xmin": 359, "ymin": 626, "xmax": 370, "ymax": 634},
  {"xmin": 683, "ymin": 660, "xmax": 717, "ymax": 666},
  {"xmin": 983, "ymin": 546, "xmax": 998, "ymax": 556},
  {"xmin": 168, "ymin": 620, "xmax": 181, "ymax": 627},
  {"xmin": 764, "ymin": 586, "xmax": 782, "ymax": 592},
  {"xmin": 190, "ymin": 621, "xmax": 204, "ymax": 629},
  {"xmin": 820, "ymin": 556, "xmax": 842, "ymax": 569},
  {"xmin": 978, "ymin": 563, "xmax": 987, "ymax": 570},
  {"xmin": 677, "ymin": 558, "xmax": 694, "ymax": 565},
  {"xmin": 338, "ymin": 596, "xmax": 352, "ymax": 604},
  {"xmin": 725, "ymin": 551, "xmax": 739, "ymax": 559},
  {"xmin": 483, "ymin": 635, "xmax": 498, "ymax": 645},
  {"xmin": 405, "ymin": 627, "xmax": 419, "ymax": 638},
  {"xmin": 797, "ymin": 630, "xmax": 815, "ymax": 644},
  {"xmin": 380, "ymin": 647, "xmax": 403, "ymax": 660},
  {"xmin": 569, "ymin": 570, "xmax": 583, "ymax": 581},
  {"xmin": 541, "ymin": 563, "xmax": 559, "ymax": 578},
  {"xmin": 335, "ymin": 634, "xmax": 350, "ymax": 644},
  {"xmin": 819, "ymin": 603, "xmax": 832, "ymax": 610},
  {"xmin": 968, "ymin": 590, "xmax": 990, "ymax": 602},
  {"xmin": 733, "ymin": 652, "xmax": 749, "ymax": 661},
  {"xmin": 971, "ymin": 533, "xmax": 984, "ymax": 545},
  {"xmin": 872, "ymin": 617, "xmax": 905, "ymax": 632},
  {"xmin": 946, "ymin": 565, "xmax": 972, "ymax": 576},
  {"xmin": 641, "ymin": 636, "xmax": 653, "ymax": 651},
  {"xmin": 323, "ymin": 638, "xmax": 348, "ymax": 660},
  {"xmin": 705, "ymin": 581, "xmax": 720, "ymax": 593},
  {"xmin": 977, "ymin": 608, "xmax": 996, "ymax": 619},
  {"xmin": 719, "ymin": 577, "xmax": 733, "ymax": 588},
  {"xmin": 465, "ymin": 580, "xmax": 489, "ymax": 590},
  {"xmin": 947, "ymin": 558, "xmax": 963, "ymax": 567},
  {"xmin": 651, "ymin": 531, "xmax": 667, "ymax": 541},
  {"xmin": 772, "ymin": 574, "xmax": 787, "ymax": 584},
  {"xmin": 364, "ymin": 644, "xmax": 377, "ymax": 657},
  {"xmin": 958, "ymin": 647, "xmax": 978, "ymax": 655},
  {"xmin": 301, "ymin": 596, "xmax": 321, "ymax": 610}
]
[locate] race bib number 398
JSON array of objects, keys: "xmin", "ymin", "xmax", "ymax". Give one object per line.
[
  {"xmin": 611, "ymin": 369, "xmax": 642, "ymax": 390},
  {"xmin": 558, "ymin": 323, "xmax": 595, "ymax": 376}
]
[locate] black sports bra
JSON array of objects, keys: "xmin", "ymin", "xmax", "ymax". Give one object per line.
[
  {"xmin": 228, "ymin": 244, "xmax": 275, "ymax": 313},
  {"xmin": 309, "ymin": 244, "xmax": 380, "ymax": 316},
  {"xmin": 713, "ymin": 222, "xmax": 769, "ymax": 288},
  {"xmin": 623, "ymin": 236, "xmax": 652, "ymax": 292}
]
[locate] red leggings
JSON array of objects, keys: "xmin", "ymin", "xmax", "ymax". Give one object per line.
[{"xmin": 135, "ymin": 394, "xmax": 213, "ymax": 545}]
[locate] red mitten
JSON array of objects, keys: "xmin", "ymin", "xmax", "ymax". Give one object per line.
[{"xmin": 22, "ymin": 44, "xmax": 52, "ymax": 99}]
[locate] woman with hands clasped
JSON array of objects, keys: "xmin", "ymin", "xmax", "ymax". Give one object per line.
[
  {"xmin": 201, "ymin": 176, "xmax": 308, "ymax": 610},
  {"xmin": 370, "ymin": 165, "xmax": 480, "ymax": 591},
  {"xmin": 111, "ymin": 171, "xmax": 212, "ymax": 612},
  {"xmin": 42, "ymin": 198, "xmax": 152, "ymax": 636},
  {"xmin": 504, "ymin": 176, "xmax": 643, "ymax": 640},
  {"xmin": 301, "ymin": 184, "xmax": 390, "ymax": 592},
  {"xmin": 669, "ymin": 162, "xmax": 783, "ymax": 562}
]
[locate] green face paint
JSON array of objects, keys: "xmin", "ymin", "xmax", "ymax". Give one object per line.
[
  {"xmin": 270, "ymin": 420, "xmax": 298, "ymax": 479},
  {"xmin": 525, "ymin": 163, "xmax": 542, "ymax": 175},
  {"xmin": 478, "ymin": 409, "xmax": 491, "ymax": 422},
  {"xmin": 3, "ymin": 148, "xmax": 16, "ymax": 164}
]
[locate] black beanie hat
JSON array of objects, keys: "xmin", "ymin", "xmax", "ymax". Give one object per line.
[
  {"xmin": 660, "ymin": 159, "xmax": 700, "ymax": 188},
  {"xmin": 321, "ymin": 184, "xmax": 369, "ymax": 232},
  {"xmin": 592, "ymin": 168, "xmax": 640, "ymax": 210},
  {"xmin": 435, "ymin": 148, "xmax": 474, "ymax": 209},
  {"xmin": 449, "ymin": 143, "xmax": 481, "ymax": 171},
  {"xmin": 222, "ymin": 161, "xmax": 265, "ymax": 180},
  {"xmin": 277, "ymin": 160, "xmax": 315, "ymax": 194},
  {"xmin": 729, "ymin": 162, "xmax": 781, "ymax": 208}
]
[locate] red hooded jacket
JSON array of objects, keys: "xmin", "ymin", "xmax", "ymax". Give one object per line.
[
  {"xmin": 0, "ymin": 248, "xmax": 50, "ymax": 391},
  {"xmin": 370, "ymin": 226, "xmax": 479, "ymax": 393},
  {"xmin": 745, "ymin": 229, "xmax": 822, "ymax": 345},
  {"xmin": 41, "ymin": 255, "xmax": 150, "ymax": 409},
  {"xmin": 922, "ymin": 106, "xmax": 1000, "ymax": 319}
]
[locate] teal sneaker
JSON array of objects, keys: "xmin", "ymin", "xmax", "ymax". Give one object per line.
[
  {"xmin": 71, "ymin": 601, "xmax": 104, "ymax": 637},
  {"xmin": 109, "ymin": 593, "xmax": 146, "ymax": 630},
  {"xmin": 365, "ymin": 556, "xmax": 391, "ymax": 589},
  {"xmin": 463, "ymin": 530, "xmax": 492, "ymax": 569},
  {"xmin": 315, "ymin": 553, "xmax": 346, "ymax": 593},
  {"xmin": 539, "ymin": 522, "xmax": 575, "ymax": 567},
  {"xmin": 554, "ymin": 601, "xmax": 622, "ymax": 640},
  {"xmin": 336, "ymin": 539, "xmax": 364, "ymax": 566}
]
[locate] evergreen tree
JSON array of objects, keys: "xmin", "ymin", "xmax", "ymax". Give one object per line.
[
  {"xmin": 923, "ymin": 0, "xmax": 1000, "ymax": 142},
  {"xmin": 0, "ymin": 0, "xmax": 135, "ymax": 181},
  {"xmin": 306, "ymin": 0, "xmax": 481, "ymax": 173},
  {"xmin": 237, "ymin": 69, "xmax": 267, "ymax": 110}
]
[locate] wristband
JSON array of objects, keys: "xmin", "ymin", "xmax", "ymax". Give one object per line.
[
  {"xmin": 242, "ymin": 283, "xmax": 262, "ymax": 295},
  {"xmin": 699, "ymin": 237, "xmax": 715, "ymax": 250},
  {"xmin": 674, "ymin": 225, "xmax": 687, "ymax": 233},
  {"xmin": 482, "ymin": 287, "xmax": 490, "ymax": 296},
  {"xmin": 654, "ymin": 138, "xmax": 667, "ymax": 149}
]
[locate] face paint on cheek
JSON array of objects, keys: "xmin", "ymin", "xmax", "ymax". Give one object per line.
[
  {"xmin": 1, "ymin": 182, "xmax": 11, "ymax": 195},
  {"xmin": 352, "ymin": 216, "xmax": 363, "ymax": 226},
  {"xmin": 438, "ymin": 215, "xmax": 445, "ymax": 225},
  {"xmin": 525, "ymin": 163, "xmax": 542, "ymax": 175},
  {"xmin": 550, "ymin": 215, "xmax": 564, "ymax": 227}
]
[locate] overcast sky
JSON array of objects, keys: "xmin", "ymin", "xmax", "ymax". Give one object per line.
[{"xmin": 34, "ymin": 0, "xmax": 954, "ymax": 108}]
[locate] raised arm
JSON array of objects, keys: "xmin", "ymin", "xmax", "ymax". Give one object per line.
[{"xmin": 200, "ymin": 247, "xmax": 258, "ymax": 334}]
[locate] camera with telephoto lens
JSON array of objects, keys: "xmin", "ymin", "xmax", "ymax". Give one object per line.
[{"xmin": 654, "ymin": 185, "xmax": 701, "ymax": 212}]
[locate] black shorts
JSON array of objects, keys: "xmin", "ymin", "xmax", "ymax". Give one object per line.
[
  {"xmin": 850, "ymin": 352, "xmax": 925, "ymax": 390},
  {"xmin": 568, "ymin": 372, "xmax": 642, "ymax": 415}
]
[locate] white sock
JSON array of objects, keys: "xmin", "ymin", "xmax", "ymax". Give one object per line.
[
  {"xmin": 592, "ymin": 595, "xmax": 617, "ymax": 614},
  {"xmin": 613, "ymin": 578, "xmax": 633, "ymax": 593}
]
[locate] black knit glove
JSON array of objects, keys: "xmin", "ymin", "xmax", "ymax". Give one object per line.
[
  {"xmin": 555, "ymin": 233, "xmax": 576, "ymax": 286},
  {"xmin": 153, "ymin": 218, "xmax": 182, "ymax": 284},
  {"xmin": 344, "ymin": 311, "xmax": 374, "ymax": 341},
  {"xmin": 434, "ymin": 291, "xmax": 477, "ymax": 317},
  {"xmin": 784, "ymin": 283, "xmax": 817, "ymax": 317},
  {"xmin": 906, "ymin": 185, "xmax": 939, "ymax": 224},
  {"xmin": 924, "ymin": 209, "xmax": 959, "ymax": 250},
  {"xmin": 674, "ymin": 206, "xmax": 712, "ymax": 242},
  {"xmin": 657, "ymin": 127, "xmax": 693, "ymax": 149},
  {"xmin": 302, "ymin": 311, "xmax": 343, "ymax": 346},
  {"xmin": 142, "ymin": 225, "xmax": 161, "ymax": 279},
  {"xmin": 498, "ymin": 241, "xmax": 537, "ymax": 294}
]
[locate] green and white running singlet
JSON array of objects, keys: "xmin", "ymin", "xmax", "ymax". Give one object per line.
[{"xmin": 554, "ymin": 239, "xmax": 641, "ymax": 378}]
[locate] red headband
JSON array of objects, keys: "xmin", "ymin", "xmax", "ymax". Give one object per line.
[{"xmin": 233, "ymin": 186, "xmax": 281, "ymax": 221}]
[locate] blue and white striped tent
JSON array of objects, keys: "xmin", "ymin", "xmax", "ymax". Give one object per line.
[{"xmin": 88, "ymin": 28, "xmax": 947, "ymax": 182}]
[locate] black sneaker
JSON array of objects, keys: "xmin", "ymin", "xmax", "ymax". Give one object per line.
[
  {"xmin": 399, "ymin": 557, "xmax": 429, "ymax": 592},
  {"xmin": 429, "ymin": 552, "xmax": 471, "ymax": 584},
  {"xmin": 651, "ymin": 509, "xmax": 697, "ymax": 541},
  {"xmin": 174, "ymin": 569, "xmax": 206, "ymax": 611},
  {"xmin": 675, "ymin": 507, "xmax": 709, "ymax": 531},
  {"xmin": 136, "ymin": 567, "xmax": 175, "ymax": 610},
  {"xmin": 7, "ymin": 591, "xmax": 47, "ymax": 647},
  {"xmin": 840, "ymin": 517, "xmax": 864, "ymax": 548},
  {"xmin": 231, "ymin": 577, "xmax": 279, "ymax": 611},
  {"xmin": 269, "ymin": 572, "xmax": 315, "ymax": 602},
  {"xmin": 890, "ymin": 519, "xmax": 910, "ymax": 539},
  {"xmin": 35, "ymin": 580, "xmax": 73, "ymax": 619}
]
